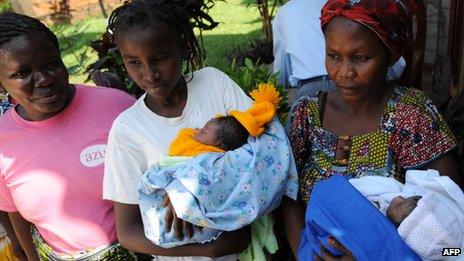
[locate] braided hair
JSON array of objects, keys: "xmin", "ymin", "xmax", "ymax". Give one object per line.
[
  {"xmin": 0, "ymin": 12, "xmax": 59, "ymax": 50},
  {"xmin": 107, "ymin": 0, "xmax": 201, "ymax": 74}
]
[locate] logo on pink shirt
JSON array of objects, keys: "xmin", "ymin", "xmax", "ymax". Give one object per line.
[{"xmin": 79, "ymin": 144, "xmax": 106, "ymax": 167}]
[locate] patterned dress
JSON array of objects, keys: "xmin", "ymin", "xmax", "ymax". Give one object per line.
[{"xmin": 287, "ymin": 85, "xmax": 456, "ymax": 204}]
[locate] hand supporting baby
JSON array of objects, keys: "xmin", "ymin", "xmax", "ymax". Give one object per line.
[{"xmin": 163, "ymin": 194, "xmax": 202, "ymax": 240}]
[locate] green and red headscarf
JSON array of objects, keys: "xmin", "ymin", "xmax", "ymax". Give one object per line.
[{"xmin": 320, "ymin": 0, "xmax": 417, "ymax": 62}]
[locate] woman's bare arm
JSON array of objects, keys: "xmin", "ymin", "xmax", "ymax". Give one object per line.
[
  {"xmin": 8, "ymin": 212, "xmax": 39, "ymax": 261},
  {"xmin": 281, "ymin": 196, "xmax": 306, "ymax": 258},
  {"xmin": 424, "ymin": 153, "xmax": 462, "ymax": 188},
  {"xmin": 0, "ymin": 211, "xmax": 26, "ymax": 260},
  {"xmin": 114, "ymin": 202, "xmax": 250, "ymax": 257}
]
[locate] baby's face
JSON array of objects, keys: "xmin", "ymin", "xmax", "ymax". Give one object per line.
[
  {"xmin": 193, "ymin": 119, "xmax": 220, "ymax": 146},
  {"xmin": 386, "ymin": 195, "xmax": 422, "ymax": 227}
]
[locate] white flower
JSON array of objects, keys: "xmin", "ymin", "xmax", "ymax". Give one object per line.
[{"xmin": 242, "ymin": 182, "xmax": 252, "ymax": 193}]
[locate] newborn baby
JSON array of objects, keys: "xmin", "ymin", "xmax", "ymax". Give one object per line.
[
  {"xmin": 167, "ymin": 116, "xmax": 249, "ymax": 159},
  {"xmin": 193, "ymin": 117, "xmax": 248, "ymax": 150},
  {"xmin": 139, "ymin": 84, "xmax": 298, "ymax": 249},
  {"xmin": 385, "ymin": 195, "xmax": 422, "ymax": 227},
  {"xmin": 349, "ymin": 170, "xmax": 464, "ymax": 260}
]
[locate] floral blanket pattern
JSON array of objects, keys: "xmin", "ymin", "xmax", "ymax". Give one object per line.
[{"xmin": 139, "ymin": 119, "xmax": 298, "ymax": 248}]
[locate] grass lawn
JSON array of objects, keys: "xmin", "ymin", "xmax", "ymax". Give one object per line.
[{"xmin": 53, "ymin": 0, "xmax": 264, "ymax": 84}]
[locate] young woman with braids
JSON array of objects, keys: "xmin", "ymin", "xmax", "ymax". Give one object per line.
[
  {"xmin": 0, "ymin": 12, "xmax": 139, "ymax": 260},
  {"xmin": 102, "ymin": 0, "xmax": 252, "ymax": 260}
]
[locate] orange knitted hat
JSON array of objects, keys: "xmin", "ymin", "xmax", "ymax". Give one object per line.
[{"xmin": 228, "ymin": 83, "xmax": 281, "ymax": 137}]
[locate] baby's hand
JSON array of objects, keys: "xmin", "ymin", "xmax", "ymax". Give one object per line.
[{"xmin": 163, "ymin": 194, "xmax": 198, "ymax": 239}]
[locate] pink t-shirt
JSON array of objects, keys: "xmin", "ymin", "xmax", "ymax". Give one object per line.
[{"xmin": 0, "ymin": 85, "xmax": 135, "ymax": 254}]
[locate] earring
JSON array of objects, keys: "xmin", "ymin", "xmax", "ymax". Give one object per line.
[
  {"xmin": 0, "ymin": 91, "xmax": 11, "ymax": 117},
  {"xmin": 0, "ymin": 91, "xmax": 9, "ymax": 104}
]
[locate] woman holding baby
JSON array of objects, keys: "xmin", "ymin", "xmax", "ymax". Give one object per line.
[{"xmin": 283, "ymin": 0, "xmax": 462, "ymax": 259}]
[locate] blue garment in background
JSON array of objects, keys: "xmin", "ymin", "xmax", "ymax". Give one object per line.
[{"xmin": 297, "ymin": 175, "xmax": 420, "ymax": 261}]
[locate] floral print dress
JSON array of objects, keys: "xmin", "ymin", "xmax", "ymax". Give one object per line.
[{"xmin": 287, "ymin": 85, "xmax": 456, "ymax": 204}]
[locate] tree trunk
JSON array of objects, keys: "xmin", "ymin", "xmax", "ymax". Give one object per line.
[
  {"xmin": 98, "ymin": 0, "xmax": 108, "ymax": 18},
  {"xmin": 257, "ymin": 0, "xmax": 273, "ymax": 42}
]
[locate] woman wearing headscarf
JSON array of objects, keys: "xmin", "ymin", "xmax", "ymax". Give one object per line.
[{"xmin": 281, "ymin": 0, "xmax": 462, "ymax": 259}]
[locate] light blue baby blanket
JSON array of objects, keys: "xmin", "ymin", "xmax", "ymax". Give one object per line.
[{"xmin": 138, "ymin": 119, "xmax": 298, "ymax": 248}]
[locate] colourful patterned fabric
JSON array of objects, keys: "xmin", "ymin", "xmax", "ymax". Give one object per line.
[
  {"xmin": 31, "ymin": 227, "xmax": 146, "ymax": 261},
  {"xmin": 287, "ymin": 86, "xmax": 456, "ymax": 204},
  {"xmin": 0, "ymin": 235, "xmax": 16, "ymax": 261},
  {"xmin": 320, "ymin": 0, "xmax": 417, "ymax": 61}
]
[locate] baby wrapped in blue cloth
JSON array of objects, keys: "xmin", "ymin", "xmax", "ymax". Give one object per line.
[
  {"xmin": 138, "ymin": 85, "xmax": 298, "ymax": 248},
  {"xmin": 298, "ymin": 175, "xmax": 420, "ymax": 261},
  {"xmin": 298, "ymin": 172, "xmax": 464, "ymax": 261}
]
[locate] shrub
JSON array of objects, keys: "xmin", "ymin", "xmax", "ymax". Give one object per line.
[
  {"xmin": 224, "ymin": 38, "xmax": 274, "ymax": 67},
  {"xmin": 0, "ymin": 0, "xmax": 12, "ymax": 13},
  {"xmin": 225, "ymin": 58, "xmax": 290, "ymax": 123}
]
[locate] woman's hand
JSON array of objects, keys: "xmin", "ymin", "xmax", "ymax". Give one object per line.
[
  {"xmin": 163, "ymin": 194, "xmax": 196, "ymax": 239},
  {"xmin": 315, "ymin": 237, "xmax": 354, "ymax": 261}
]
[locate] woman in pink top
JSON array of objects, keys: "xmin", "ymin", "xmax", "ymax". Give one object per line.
[{"xmin": 0, "ymin": 12, "xmax": 138, "ymax": 260}]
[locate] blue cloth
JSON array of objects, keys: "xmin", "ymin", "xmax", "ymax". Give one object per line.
[
  {"xmin": 297, "ymin": 175, "xmax": 420, "ymax": 261},
  {"xmin": 139, "ymin": 119, "xmax": 298, "ymax": 248},
  {"xmin": 0, "ymin": 99, "xmax": 13, "ymax": 116}
]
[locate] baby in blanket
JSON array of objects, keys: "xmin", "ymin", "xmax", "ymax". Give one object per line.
[
  {"xmin": 349, "ymin": 170, "xmax": 464, "ymax": 260},
  {"xmin": 138, "ymin": 84, "xmax": 298, "ymax": 250},
  {"xmin": 297, "ymin": 171, "xmax": 464, "ymax": 260}
]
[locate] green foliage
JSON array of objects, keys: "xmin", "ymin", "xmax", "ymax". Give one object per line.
[
  {"xmin": 60, "ymin": 0, "xmax": 261, "ymax": 83},
  {"xmin": 225, "ymin": 58, "xmax": 290, "ymax": 123},
  {"xmin": 50, "ymin": 16, "xmax": 107, "ymax": 83},
  {"xmin": 0, "ymin": 0, "xmax": 12, "ymax": 13},
  {"xmin": 55, "ymin": 24, "xmax": 90, "ymax": 74},
  {"xmin": 224, "ymin": 38, "xmax": 273, "ymax": 67}
]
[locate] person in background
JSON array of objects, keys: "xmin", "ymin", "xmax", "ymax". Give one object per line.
[
  {"xmin": 0, "ymin": 12, "xmax": 137, "ymax": 260},
  {"xmin": 272, "ymin": 0, "xmax": 406, "ymax": 100}
]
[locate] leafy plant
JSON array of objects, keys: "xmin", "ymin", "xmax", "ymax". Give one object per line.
[
  {"xmin": 225, "ymin": 38, "xmax": 273, "ymax": 67},
  {"xmin": 53, "ymin": 21, "xmax": 94, "ymax": 75},
  {"xmin": 87, "ymin": 33, "xmax": 143, "ymax": 97},
  {"xmin": 0, "ymin": 0, "xmax": 12, "ymax": 13},
  {"xmin": 225, "ymin": 58, "xmax": 289, "ymax": 123}
]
